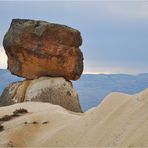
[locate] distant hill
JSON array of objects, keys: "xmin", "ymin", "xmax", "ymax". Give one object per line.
[
  {"xmin": 0, "ymin": 69, "xmax": 148, "ymax": 111},
  {"xmin": 73, "ymin": 73, "xmax": 148, "ymax": 111}
]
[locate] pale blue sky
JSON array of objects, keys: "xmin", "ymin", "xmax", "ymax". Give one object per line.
[{"xmin": 0, "ymin": 1, "xmax": 148, "ymax": 74}]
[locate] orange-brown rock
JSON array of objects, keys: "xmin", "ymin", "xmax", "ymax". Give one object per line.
[{"xmin": 3, "ymin": 19, "xmax": 83, "ymax": 80}]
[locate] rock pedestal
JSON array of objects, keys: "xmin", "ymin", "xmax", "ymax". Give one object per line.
[
  {"xmin": 1, "ymin": 19, "xmax": 84, "ymax": 112},
  {"xmin": 0, "ymin": 77, "xmax": 82, "ymax": 112}
]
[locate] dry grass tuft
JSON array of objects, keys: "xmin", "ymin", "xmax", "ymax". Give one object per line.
[
  {"xmin": 42, "ymin": 121, "xmax": 48, "ymax": 124},
  {"xmin": 0, "ymin": 115, "xmax": 12, "ymax": 121},
  {"xmin": 0, "ymin": 108, "xmax": 28, "ymax": 122},
  {"xmin": 13, "ymin": 108, "xmax": 28, "ymax": 115},
  {"xmin": 32, "ymin": 121, "xmax": 38, "ymax": 124},
  {"xmin": 0, "ymin": 124, "xmax": 4, "ymax": 132}
]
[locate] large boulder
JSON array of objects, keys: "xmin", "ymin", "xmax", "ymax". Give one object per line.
[
  {"xmin": 3, "ymin": 19, "xmax": 83, "ymax": 80},
  {"xmin": 0, "ymin": 77, "xmax": 82, "ymax": 113}
]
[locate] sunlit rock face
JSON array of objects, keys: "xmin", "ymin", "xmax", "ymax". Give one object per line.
[
  {"xmin": 3, "ymin": 19, "xmax": 83, "ymax": 80},
  {"xmin": 0, "ymin": 77, "xmax": 82, "ymax": 113}
]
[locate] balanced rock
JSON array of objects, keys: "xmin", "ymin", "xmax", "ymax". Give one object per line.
[
  {"xmin": 3, "ymin": 19, "xmax": 83, "ymax": 80},
  {"xmin": 0, "ymin": 77, "xmax": 82, "ymax": 112}
]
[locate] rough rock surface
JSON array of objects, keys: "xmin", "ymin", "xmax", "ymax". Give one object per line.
[
  {"xmin": 3, "ymin": 19, "xmax": 83, "ymax": 80},
  {"xmin": 0, "ymin": 77, "xmax": 82, "ymax": 113},
  {"xmin": 0, "ymin": 89, "xmax": 148, "ymax": 147}
]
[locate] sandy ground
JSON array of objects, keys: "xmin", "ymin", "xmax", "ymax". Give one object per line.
[{"xmin": 0, "ymin": 88, "xmax": 148, "ymax": 147}]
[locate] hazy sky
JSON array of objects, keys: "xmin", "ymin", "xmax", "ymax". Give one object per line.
[{"xmin": 0, "ymin": 1, "xmax": 148, "ymax": 74}]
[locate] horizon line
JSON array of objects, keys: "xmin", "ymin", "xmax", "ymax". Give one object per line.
[
  {"xmin": 0, "ymin": 68, "xmax": 147, "ymax": 75},
  {"xmin": 83, "ymin": 72, "xmax": 148, "ymax": 75}
]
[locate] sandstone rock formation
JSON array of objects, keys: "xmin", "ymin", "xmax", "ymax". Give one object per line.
[
  {"xmin": 1, "ymin": 19, "xmax": 83, "ymax": 113},
  {"xmin": 0, "ymin": 77, "xmax": 82, "ymax": 112},
  {"xmin": 3, "ymin": 19, "xmax": 83, "ymax": 80},
  {"xmin": 0, "ymin": 89, "xmax": 148, "ymax": 147}
]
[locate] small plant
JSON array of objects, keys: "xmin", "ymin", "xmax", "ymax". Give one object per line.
[
  {"xmin": 13, "ymin": 108, "xmax": 28, "ymax": 115},
  {"xmin": 0, "ymin": 108, "xmax": 28, "ymax": 123},
  {"xmin": 12, "ymin": 112, "xmax": 20, "ymax": 117},
  {"xmin": 42, "ymin": 121, "xmax": 48, "ymax": 124},
  {"xmin": 0, "ymin": 115, "xmax": 12, "ymax": 121},
  {"xmin": 32, "ymin": 121, "xmax": 38, "ymax": 124},
  {"xmin": 0, "ymin": 124, "xmax": 4, "ymax": 132},
  {"xmin": 24, "ymin": 121, "xmax": 28, "ymax": 125}
]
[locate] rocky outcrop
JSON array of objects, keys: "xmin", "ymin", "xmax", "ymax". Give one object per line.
[
  {"xmin": 3, "ymin": 19, "xmax": 83, "ymax": 80},
  {"xmin": 1, "ymin": 19, "xmax": 83, "ymax": 113},
  {"xmin": 0, "ymin": 77, "xmax": 82, "ymax": 112}
]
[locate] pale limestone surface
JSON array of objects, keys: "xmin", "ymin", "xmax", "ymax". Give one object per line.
[{"xmin": 0, "ymin": 89, "xmax": 148, "ymax": 147}]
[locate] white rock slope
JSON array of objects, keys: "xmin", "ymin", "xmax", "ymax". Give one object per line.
[{"xmin": 0, "ymin": 89, "xmax": 148, "ymax": 147}]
